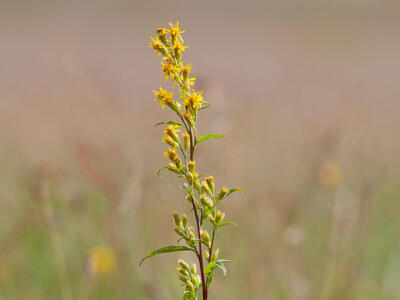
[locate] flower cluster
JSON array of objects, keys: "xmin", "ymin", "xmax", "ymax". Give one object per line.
[{"xmin": 142, "ymin": 22, "xmax": 241, "ymax": 300}]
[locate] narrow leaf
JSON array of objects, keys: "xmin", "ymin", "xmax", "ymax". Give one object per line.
[
  {"xmin": 217, "ymin": 222, "xmax": 238, "ymax": 229},
  {"xmin": 155, "ymin": 121, "xmax": 183, "ymax": 127},
  {"xmin": 195, "ymin": 134, "xmax": 224, "ymax": 145},
  {"xmin": 157, "ymin": 167, "xmax": 167, "ymax": 177},
  {"xmin": 226, "ymin": 188, "xmax": 244, "ymax": 198},
  {"xmin": 199, "ymin": 104, "xmax": 210, "ymax": 111},
  {"xmin": 139, "ymin": 246, "xmax": 195, "ymax": 267}
]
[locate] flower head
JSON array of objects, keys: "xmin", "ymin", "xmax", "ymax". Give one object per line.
[
  {"xmin": 162, "ymin": 125, "xmax": 181, "ymax": 147},
  {"xmin": 183, "ymin": 91, "xmax": 207, "ymax": 112},
  {"xmin": 149, "ymin": 36, "xmax": 167, "ymax": 56},
  {"xmin": 153, "ymin": 87, "xmax": 175, "ymax": 110},
  {"xmin": 161, "ymin": 58, "xmax": 179, "ymax": 80},
  {"xmin": 173, "ymin": 41, "xmax": 188, "ymax": 61},
  {"xmin": 168, "ymin": 21, "xmax": 185, "ymax": 43}
]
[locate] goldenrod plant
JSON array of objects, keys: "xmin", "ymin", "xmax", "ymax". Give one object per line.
[{"xmin": 140, "ymin": 22, "xmax": 242, "ymax": 300}]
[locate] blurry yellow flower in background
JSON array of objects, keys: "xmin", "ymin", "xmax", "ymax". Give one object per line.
[
  {"xmin": 318, "ymin": 162, "xmax": 341, "ymax": 189},
  {"xmin": 86, "ymin": 246, "xmax": 116, "ymax": 275}
]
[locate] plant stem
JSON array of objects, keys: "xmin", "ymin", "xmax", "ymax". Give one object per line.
[{"xmin": 188, "ymin": 127, "xmax": 208, "ymax": 300}]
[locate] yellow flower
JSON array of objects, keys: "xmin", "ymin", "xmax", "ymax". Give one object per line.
[
  {"xmin": 183, "ymin": 91, "xmax": 207, "ymax": 111},
  {"xmin": 86, "ymin": 246, "xmax": 116, "ymax": 275},
  {"xmin": 162, "ymin": 125, "xmax": 181, "ymax": 147},
  {"xmin": 173, "ymin": 41, "xmax": 188, "ymax": 61},
  {"xmin": 181, "ymin": 64, "xmax": 196, "ymax": 88},
  {"xmin": 318, "ymin": 162, "xmax": 341, "ymax": 189},
  {"xmin": 153, "ymin": 87, "xmax": 175, "ymax": 110},
  {"xmin": 161, "ymin": 58, "xmax": 179, "ymax": 80},
  {"xmin": 164, "ymin": 148, "xmax": 182, "ymax": 168},
  {"xmin": 156, "ymin": 27, "xmax": 169, "ymax": 46},
  {"xmin": 168, "ymin": 21, "xmax": 185, "ymax": 43},
  {"xmin": 149, "ymin": 36, "xmax": 167, "ymax": 56}
]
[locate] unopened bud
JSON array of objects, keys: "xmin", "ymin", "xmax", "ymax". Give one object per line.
[
  {"xmin": 167, "ymin": 162, "xmax": 181, "ymax": 174},
  {"xmin": 200, "ymin": 230, "xmax": 210, "ymax": 247},
  {"xmin": 186, "ymin": 194, "xmax": 193, "ymax": 203},
  {"xmin": 177, "ymin": 267, "xmax": 188, "ymax": 276},
  {"xmin": 201, "ymin": 181, "xmax": 212, "ymax": 195},
  {"xmin": 183, "ymin": 133, "xmax": 190, "ymax": 151},
  {"xmin": 205, "ymin": 176, "xmax": 215, "ymax": 194},
  {"xmin": 179, "ymin": 275, "xmax": 187, "ymax": 283},
  {"xmin": 186, "ymin": 280, "xmax": 195, "ymax": 292},
  {"xmin": 182, "ymin": 214, "xmax": 188, "ymax": 228},
  {"xmin": 183, "ymin": 111, "xmax": 195, "ymax": 128},
  {"xmin": 174, "ymin": 227, "xmax": 184, "ymax": 236},
  {"xmin": 188, "ymin": 161, "xmax": 195, "ymax": 173},
  {"xmin": 205, "ymin": 250, "xmax": 210, "ymax": 261},
  {"xmin": 156, "ymin": 28, "xmax": 168, "ymax": 46},
  {"xmin": 208, "ymin": 214, "xmax": 215, "ymax": 223},
  {"xmin": 187, "ymin": 227, "xmax": 196, "ymax": 239},
  {"xmin": 217, "ymin": 187, "xmax": 228, "ymax": 200},
  {"xmin": 212, "ymin": 248, "xmax": 220, "ymax": 261},
  {"xmin": 215, "ymin": 210, "xmax": 225, "ymax": 224},
  {"xmin": 200, "ymin": 196, "xmax": 213, "ymax": 208},
  {"xmin": 191, "ymin": 264, "xmax": 197, "ymax": 274},
  {"xmin": 179, "ymin": 259, "xmax": 190, "ymax": 271},
  {"xmin": 173, "ymin": 213, "xmax": 181, "ymax": 226}
]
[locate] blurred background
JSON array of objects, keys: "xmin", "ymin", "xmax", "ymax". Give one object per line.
[{"xmin": 1, "ymin": 0, "xmax": 400, "ymax": 299}]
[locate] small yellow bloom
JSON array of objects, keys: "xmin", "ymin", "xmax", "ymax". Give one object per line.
[
  {"xmin": 173, "ymin": 41, "xmax": 188, "ymax": 61},
  {"xmin": 153, "ymin": 87, "xmax": 174, "ymax": 110},
  {"xmin": 161, "ymin": 58, "xmax": 179, "ymax": 80},
  {"xmin": 181, "ymin": 63, "xmax": 192, "ymax": 82},
  {"xmin": 183, "ymin": 91, "xmax": 207, "ymax": 111},
  {"xmin": 162, "ymin": 125, "xmax": 181, "ymax": 147},
  {"xmin": 318, "ymin": 162, "xmax": 341, "ymax": 189},
  {"xmin": 164, "ymin": 148, "xmax": 182, "ymax": 168},
  {"xmin": 168, "ymin": 21, "xmax": 185, "ymax": 43},
  {"xmin": 86, "ymin": 246, "xmax": 116, "ymax": 275},
  {"xmin": 156, "ymin": 27, "xmax": 169, "ymax": 46},
  {"xmin": 149, "ymin": 36, "xmax": 167, "ymax": 56}
]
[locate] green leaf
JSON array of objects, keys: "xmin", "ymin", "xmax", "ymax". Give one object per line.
[
  {"xmin": 199, "ymin": 104, "xmax": 210, "ymax": 111},
  {"xmin": 157, "ymin": 167, "xmax": 167, "ymax": 177},
  {"xmin": 216, "ymin": 259, "xmax": 233, "ymax": 277},
  {"xmin": 204, "ymin": 261, "xmax": 218, "ymax": 275},
  {"xmin": 217, "ymin": 188, "xmax": 243, "ymax": 203},
  {"xmin": 155, "ymin": 121, "xmax": 183, "ymax": 127},
  {"xmin": 195, "ymin": 134, "xmax": 224, "ymax": 145},
  {"xmin": 139, "ymin": 246, "xmax": 195, "ymax": 267},
  {"xmin": 217, "ymin": 222, "xmax": 238, "ymax": 229}
]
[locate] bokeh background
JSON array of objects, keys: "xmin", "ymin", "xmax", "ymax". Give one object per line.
[{"xmin": 1, "ymin": 0, "xmax": 400, "ymax": 299}]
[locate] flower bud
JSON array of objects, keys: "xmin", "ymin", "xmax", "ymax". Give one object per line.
[
  {"xmin": 205, "ymin": 176, "xmax": 215, "ymax": 194},
  {"xmin": 179, "ymin": 275, "xmax": 187, "ymax": 283},
  {"xmin": 186, "ymin": 194, "xmax": 193, "ymax": 203},
  {"xmin": 217, "ymin": 187, "xmax": 228, "ymax": 200},
  {"xmin": 173, "ymin": 213, "xmax": 181, "ymax": 226},
  {"xmin": 205, "ymin": 250, "xmax": 210, "ymax": 261},
  {"xmin": 183, "ymin": 133, "xmax": 190, "ymax": 151},
  {"xmin": 187, "ymin": 227, "xmax": 196, "ymax": 239},
  {"xmin": 200, "ymin": 230, "xmax": 210, "ymax": 247},
  {"xmin": 156, "ymin": 27, "xmax": 168, "ymax": 46},
  {"xmin": 164, "ymin": 136, "xmax": 178, "ymax": 148},
  {"xmin": 183, "ymin": 111, "xmax": 195, "ymax": 128},
  {"xmin": 182, "ymin": 214, "xmax": 188, "ymax": 228},
  {"xmin": 215, "ymin": 210, "xmax": 225, "ymax": 224},
  {"xmin": 174, "ymin": 227, "xmax": 184, "ymax": 236},
  {"xmin": 165, "ymin": 129, "xmax": 180, "ymax": 144},
  {"xmin": 212, "ymin": 248, "xmax": 219, "ymax": 261},
  {"xmin": 188, "ymin": 161, "xmax": 195, "ymax": 173},
  {"xmin": 177, "ymin": 267, "xmax": 188, "ymax": 276},
  {"xmin": 191, "ymin": 264, "xmax": 197, "ymax": 274},
  {"xmin": 167, "ymin": 162, "xmax": 181, "ymax": 174},
  {"xmin": 200, "ymin": 196, "xmax": 213, "ymax": 208},
  {"xmin": 186, "ymin": 280, "xmax": 195, "ymax": 292},
  {"xmin": 179, "ymin": 259, "xmax": 190, "ymax": 271},
  {"xmin": 201, "ymin": 181, "xmax": 212, "ymax": 195},
  {"xmin": 208, "ymin": 214, "xmax": 215, "ymax": 224}
]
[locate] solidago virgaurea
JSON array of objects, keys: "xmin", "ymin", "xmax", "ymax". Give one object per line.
[{"xmin": 140, "ymin": 21, "xmax": 242, "ymax": 300}]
